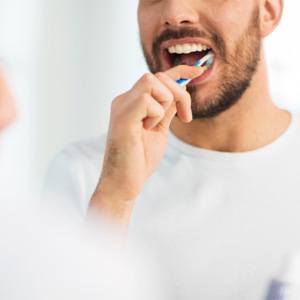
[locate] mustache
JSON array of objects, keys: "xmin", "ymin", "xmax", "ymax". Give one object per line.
[{"xmin": 152, "ymin": 27, "xmax": 226, "ymax": 60}]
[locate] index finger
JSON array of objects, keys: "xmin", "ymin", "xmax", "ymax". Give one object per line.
[{"xmin": 164, "ymin": 65, "xmax": 206, "ymax": 81}]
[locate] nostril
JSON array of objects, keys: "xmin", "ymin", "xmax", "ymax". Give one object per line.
[{"xmin": 165, "ymin": 19, "xmax": 192, "ymax": 26}]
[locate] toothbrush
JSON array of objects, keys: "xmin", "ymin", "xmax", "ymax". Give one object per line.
[{"xmin": 176, "ymin": 52, "xmax": 215, "ymax": 86}]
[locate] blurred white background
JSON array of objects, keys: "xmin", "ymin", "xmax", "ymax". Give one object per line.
[{"xmin": 0, "ymin": 0, "xmax": 299, "ymax": 194}]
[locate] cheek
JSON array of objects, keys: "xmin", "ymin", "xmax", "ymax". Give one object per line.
[
  {"xmin": 207, "ymin": 2, "xmax": 255, "ymax": 44},
  {"xmin": 138, "ymin": 8, "xmax": 161, "ymax": 50},
  {"xmin": 139, "ymin": 18, "xmax": 152, "ymax": 50}
]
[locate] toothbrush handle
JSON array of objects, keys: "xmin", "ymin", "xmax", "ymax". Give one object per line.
[{"xmin": 176, "ymin": 78, "xmax": 191, "ymax": 86}]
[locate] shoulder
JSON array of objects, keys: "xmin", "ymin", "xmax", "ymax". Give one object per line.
[
  {"xmin": 44, "ymin": 133, "xmax": 108, "ymax": 218},
  {"xmin": 56, "ymin": 134, "xmax": 108, "ymax": 166},
  {"xmin": 47, "ymin": 134, "xmax": 108, "ymax": 186}
]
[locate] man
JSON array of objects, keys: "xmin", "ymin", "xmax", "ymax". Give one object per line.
[{"xmin": 45, "ymin": 0, "xmax": 300, "ymax": 299}]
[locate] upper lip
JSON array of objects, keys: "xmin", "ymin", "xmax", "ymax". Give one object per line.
[{"xmin": 160, "ymin": 37, "xmax": 214, "ymax": 53}]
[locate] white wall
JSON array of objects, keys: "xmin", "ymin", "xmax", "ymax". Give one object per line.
[
  {"xmin": 36, "ymin": 0, "xmax": 144, "ymax": 180},
  {"xmin": 0, "ymin": 0, "xmax": 299, "ymax": 191},
  {"xmin": 0, "ymin": 0, "xmax": 41, "ymax": 195},
  {"xmin": 265, "ymin": 1, "xmax": 300, "ymax": 112}
]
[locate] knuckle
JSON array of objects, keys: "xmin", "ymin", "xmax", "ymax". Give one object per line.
[
  {"xmin": 141, "ymin": 93, "xmax": 152, "ymax": 106},
  {"xmin": 154, "ymin": 101, "xmax": 165, "ymax": 116},
  {"xmin": 176, "ymin": 94, "xmax": 190, "ymax": 108},
  {"xmin": 178, "ymin": 89, "xmax": 191, "ymax": 101},
  {"xmin": 111, "ymin": 92, "xmax": 129, "ymax": 115},
  {"xmin": 141, "ymin": 92, "xmax": 150, "ymax": 102},
  {"xmin": 158, "ymin": 105, "xmax": 165, "ymax": 117},
  {"xmin": 155, "ymin": 72, "xmax": 165, "ymax": 79},
  {"xmin": 112, "ymin": 91, "xmax": 127, "ymax": 103},
  {"xmin": 142, "ymin": 72, "xmax": 154, "ymax": 84},
  {"xmin": 166, "ymin": 91, "xmax": 175, "ymax": 102},
  {"xmin": 155, "ymin": 73, "xmax": 175, "ymax": 102}
]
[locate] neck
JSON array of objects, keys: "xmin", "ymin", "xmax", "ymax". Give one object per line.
[{"xmin": 170, "ymin": 52, "xmax": 291, "ymax": 153}]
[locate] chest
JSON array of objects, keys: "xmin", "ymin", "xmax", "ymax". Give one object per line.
[{"xmin": 129, "ymin": 163, "xmax": 300, "ymax": 300}]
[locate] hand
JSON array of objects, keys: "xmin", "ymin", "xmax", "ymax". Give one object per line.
[
  {"xmin": 94, "ymin": 65, "xmax": 205, "ymax": 203},
  {"xmin": 0, "ymin": 71, "xmax": 16, "ymax": 131}
]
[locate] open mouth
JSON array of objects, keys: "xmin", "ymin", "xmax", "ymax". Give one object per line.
[{"xmin": 162, "ymin": 42, "xmax": 214, "ymax": 69}]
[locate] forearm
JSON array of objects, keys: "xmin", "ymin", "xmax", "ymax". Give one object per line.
[{"xmin": 89, "ymin": 188, "xmax": 135, "ymax": 232}]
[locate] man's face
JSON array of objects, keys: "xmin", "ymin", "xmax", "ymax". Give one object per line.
[{"xmin": 138, "ymin": 0, "xmax": 262, "ymax": 119}]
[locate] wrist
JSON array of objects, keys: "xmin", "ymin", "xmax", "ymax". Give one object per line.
[
  {"xmin": 96, "ymin": 175, "xmax": 140, "ymax": 202},
  {"xmin": 89, "ymin": 186, "xmax": 136, "ymax": 228}
]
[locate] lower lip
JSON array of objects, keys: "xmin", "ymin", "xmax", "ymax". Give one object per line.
[{"xmin": 188, "ymin": 60, "xmax": 216, "ymax": 86}]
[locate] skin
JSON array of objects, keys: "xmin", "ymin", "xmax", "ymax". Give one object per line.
[
  {"xmin": 90, "ymin": 0, "xmax": 290, "ymax": 230},
  {"xmin": 0, "ymin": 71, "xmax": 15, "ymax": 133}
]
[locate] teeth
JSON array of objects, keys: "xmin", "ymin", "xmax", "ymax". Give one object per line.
[
  {"xmin": 175, "ymin": 44, "xmax": 183, "ymax": 54},
  {"xmin": 168, "ymin": 43, "xmax": 211, "ymax": 54},
  {"xmin": 169, "ymin": 46, "xmax": 176, "ymax": 54},
  {"xmin": 191, "ymin": 44, "xmax": 197, "ymax": 52},
  {"xmin": 182, "ymin": 44, "xmax": 192, "ymax": 53}
]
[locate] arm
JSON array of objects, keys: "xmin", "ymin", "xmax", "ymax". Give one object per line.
[{"xmin": 88, "ymin": 66, "xmax": 206, "ymax": 233}]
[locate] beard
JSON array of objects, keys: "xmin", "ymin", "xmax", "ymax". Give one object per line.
[{"xmin": 140, "ymin": 7, "xmax": 261, "ymax": 119}]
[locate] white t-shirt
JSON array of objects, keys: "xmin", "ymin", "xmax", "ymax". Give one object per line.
[{"xmin": 45, "ymin": 112, "xmax": 300, "ymax": 300}]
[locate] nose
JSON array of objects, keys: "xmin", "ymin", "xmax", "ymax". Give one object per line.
[{"xmin": 160, "ymin": 0, "xmax": 199, "ymax": 27}]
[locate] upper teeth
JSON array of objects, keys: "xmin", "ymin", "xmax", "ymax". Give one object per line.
[{"xmin": 168, "ymin": 43, "xmax": 210, "ymax": 54}]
